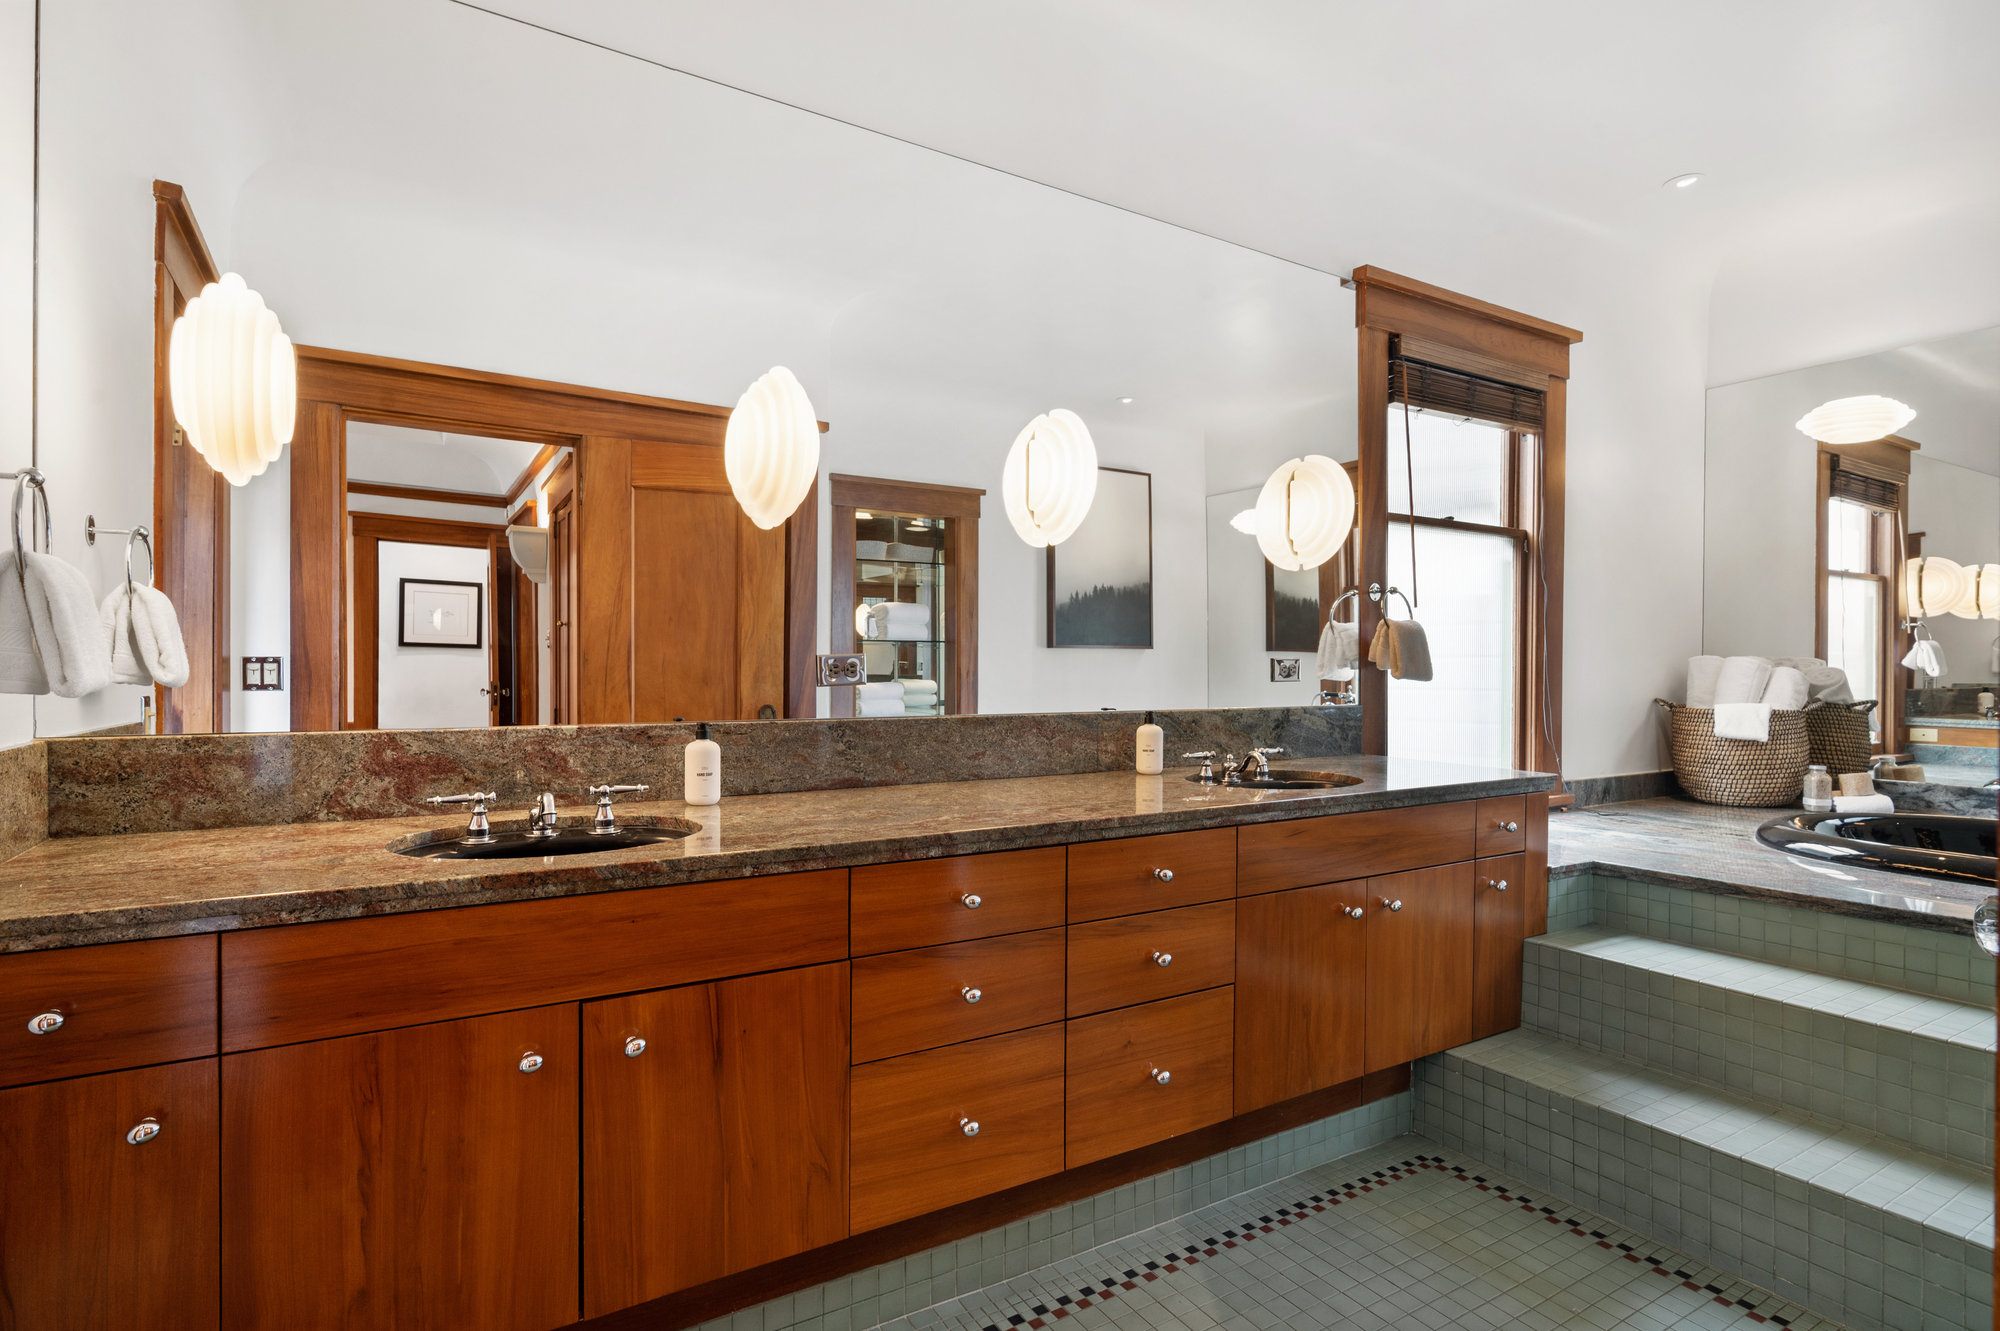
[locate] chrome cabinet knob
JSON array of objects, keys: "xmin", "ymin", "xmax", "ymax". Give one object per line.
[
  {"xmin": 1150, "ymin": 1067, "xmax": 1171, "ymax": 1085},
  {"xmin": 1343, "ymin": 905, "xmax": 1364, "ymax": 919},
  {"xmin": 623, "ymin": 1036, "xmax": 647, "ymax": 1058},
  {"xmin": 1488, "ymin": 878, "xmax": 1509, "ymax": 892},
  {"xmin": 126, "ymin": 1118, "xmax": 160, "ymax": 1145},
  {"xmin": 1496, "ymin": 820, "xmax": 1519, "ymax": 833},
  {"xmin": 1380, "ymin": 898, "xmax": 1403, "ymax": 912},
  {"xmin": 1152, "ymin": 951, "xmax": 1173, "ymax": 967},
  {"xmin": 960, "ymin": 893, "xmax": 982, "ymax": 910},
  {"xmin": 959, "ymin": 1116, "xmax": 980, "ymax": 1138},
  {"xmin": 962, "ymin": 987, "xmax": 982, "ymax": 1004},
  {"xmin": 27, "ymin": 1011, "xmax": 63, "ymax": 1035},
  {"xmin": 519, "ymin": 1052, "xmax": 545, "ymax": 1074},
  {"xmin": 1153, "ymin": 868, "xmax": 1174, "ymax": 882}
]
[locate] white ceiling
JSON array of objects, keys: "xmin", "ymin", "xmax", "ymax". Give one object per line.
[
  {"xmin": 470, "ymin": 0, "xmax": 2000, "ymax": 385},
  {"xmin": 344, "ymin": 422, "xmax": 547, "ymax": 493}
]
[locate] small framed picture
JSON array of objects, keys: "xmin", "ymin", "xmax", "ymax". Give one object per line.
[
  {"xmin": 398, "ymin": 579, "xmax": 484, "ymax": 649},
  {"xmin": 1265, "ymin": 563, "xmax": 1320, "ymax": 652},
  {"xmin": 1270, "ymin": 658, "xmax": 1301, "ymax": 682}
]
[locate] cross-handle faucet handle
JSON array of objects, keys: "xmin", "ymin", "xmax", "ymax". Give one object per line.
[
  {"xmin": 1181, "ymin": 751, "xmax": 1217, "ymax": 782},
  {"xmin": 588, "ymin": 783, "xmax": 651, "ymax": 833},
  {"xmin": 426, "ymin": 792, "xmax": 497, "ymax": 841}
]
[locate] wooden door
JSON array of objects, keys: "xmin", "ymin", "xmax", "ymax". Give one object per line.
[
  {"xmin": 1364, "ymin": 863, "xmax": 1475, "ymax": 1072},
  {"xmin": 547, "ymin": 457, "xmax": 577, "ymax": 726},
  {"xmin": 0, "ymin": 1058, "xmax": 218, "ymax": 1330},
  {"xmin": 582, "ymin": 963, "xmax": 848, "ymax": 1317},
  {"xmin": 221, "ymin": 1004, "xmax": 579, "ymax": 1331},
  {"xmin": 1234, "ymin": 882, "xmax": 1368, "ymax": 1114},
  {"xmin": 1471, "ymin": 853, "xmax": 1528, "ymax": 1040}
]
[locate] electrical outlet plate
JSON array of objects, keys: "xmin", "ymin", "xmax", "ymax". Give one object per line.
[
  {"xmin": 1269, "ymin": 657, "xmax": 1301, "ymax": 682},
  {"xmin": 816, "ymin": 653, "xmax": 866, "ymax": 686}
]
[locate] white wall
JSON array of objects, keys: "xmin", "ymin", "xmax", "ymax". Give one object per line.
[
  {"xmin": 376, "ymin": 542, "xmax": 491, "ymax": 731},
  {"xmin": 0, "ymin": 0, "xmax": 36, "ymax": 748},
  {"xmin": 1204, "ymin": 489, "xmax": 1318, "ymax": 709},
  {"xmin": 227, "ymin": 453, "xmax": 289, "ymax": 732},
  {"xmin": 1907, "ymin": 455, "xmax": 2000, "ymax": 684}
]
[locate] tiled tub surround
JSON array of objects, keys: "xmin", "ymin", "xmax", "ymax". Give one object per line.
[
  {"xmin": 38, "ymin": 706, "xmax": 1360, "ymax": 837},
  {"xmin": 1422, "ymin": 869, "xmax": 1996, "ymax": 1331}
]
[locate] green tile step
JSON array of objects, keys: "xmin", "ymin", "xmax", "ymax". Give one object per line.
[
  {"xmin": 1525, "ymin": 927, "xmax": 1995, "ymax": 1169},
  {"xmin": 1416, "ymin": 1027, "xmax": 1994, "ymax": 1331}
]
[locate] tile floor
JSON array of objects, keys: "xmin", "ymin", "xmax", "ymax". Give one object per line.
[{"xmin": 873, "ymin": 1136, "xmax": 1849, "ymax": 1331}]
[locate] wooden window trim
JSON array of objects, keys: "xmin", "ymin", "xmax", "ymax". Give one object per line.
[
  {"xmin": 1814, "ymin": 443, "xmax": 1910, "ymax": 757},
  {"xmin": 1352, "ymin": 266, "xmax": 1578, "ymax": 798}
]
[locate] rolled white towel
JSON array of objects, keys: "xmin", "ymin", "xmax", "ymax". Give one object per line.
[
  {"xmin": 857, "ymin": 697, "xmax": 903, "ymax": 717},
  {"xmin": 1713, "ymin": 656, "xmax": 1773, "ymax": 706},
  {"xmin": 1833, "ymin": 793, "xmax": 1894, "ymax": 815},
  {"xmin": 1799, "ymin": 665, "xmax": 1852, "ymax": 704},
  {"xmin": 1685, "ymin": 655, "xmax": 1724, "ymax": 707},
  {"xmin": 1772, "ymin": 656, "xmax": 1824, "ymax": 672},
  {"xmin": 900, "ymin": 678, "xmax": 939, "ymax": 697},
  {"xmin": 1760, "ymin": 666, "xmax": 1809, "ymax": 710},
  {"xmin": 1711, "ymin": 702, "xmax": 1772, "ymax": 742},
  {"xmin": 856, "ymin": 681, "xmax": 905, "ymax": 704}
]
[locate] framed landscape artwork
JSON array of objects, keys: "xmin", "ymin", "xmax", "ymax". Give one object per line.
[
  {"xmin": 1265, "ymin": 562, "xmax": 1320, "ymax": 652},
  {"xmin": 397, "ymin": 578, "xmax": 484, "ymax": 648},
  {"xmin": 1047, "ymin": 467, "xmax": 1153, "ymax": 648}
]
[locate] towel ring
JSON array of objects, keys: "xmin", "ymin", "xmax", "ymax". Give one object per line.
[
  {"xmin": 85, "ymin": 516, "xmax": 155, "ymax": 591},
  {"xmin": 1328, "ymin": 588, "xmax": 1360, "ymax": 624},
  {"xmin": 4, "ymin": 468, "xmax": 50, "ymax": 658},
  {"xmin": 1367, "ymin": 582, "xmax": 1416, "ymax": 620}
]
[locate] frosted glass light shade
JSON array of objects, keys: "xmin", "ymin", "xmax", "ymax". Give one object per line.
[
  {"xmin": 1228, "ymin": 508, "xmax": 1260, "ymax": 535},
  {"xmin": 1904, "ymin": 555, "xmax": 1970, "ymax": 618},
  {"xmin": 1950, "ymin": 562, "xmax": 2000, "ymax": 619},
  {"xmin": 167, "ymin": 273, "xmax": 296, "ymax": 487},
  {"xmin": 1795, "ymin": 395, "xmax": 1916, "ymax": 445},
  {"xmin": 724, "ymin": 367, "xmax": 819, "ymax": 529},
  {"xmin": 1002, "ymin": 409, "xmax": 1098, "ymax": 546},
  {"xmin": 1254, "ymin": 456, "xmax": 1354, "ymax": 571}
]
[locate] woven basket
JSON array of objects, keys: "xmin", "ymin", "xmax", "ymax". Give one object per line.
[
  {"xmin": 1804, "ymin": 700, "xmax": 1877, "ymax": 778},
  {"xmin": 1654, "ymin": 699, "xmax": 1810, "ymax": 807}
]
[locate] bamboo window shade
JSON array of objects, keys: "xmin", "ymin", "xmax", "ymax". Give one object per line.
[
  {"xmin": 1387, "ymin": 354, "xmax": 1546, "ymax": 432},
  {"xmin": 1828, "ymin": 465, "xmax": 1901, "ymax": 509}
]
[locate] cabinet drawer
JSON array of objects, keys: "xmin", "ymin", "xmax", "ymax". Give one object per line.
[
  {"xmin": 1065, "ymin": 987, "xmax": 1233, "ymax": 1167},
  {"xmin": 1237, "ymin": 802, "xmax": 1474, "ymax": 896},
  {"xmin": 1067, "ymin": 901, "xmax": 1234, "ymax": 1018},
  {"xmin": 1067, "ymin": 828, "xmax": 1236, "ymax": 922},
  {"xmin": 851, "ymin": 1024, "xmax": 1065, "ymax": 1232},
  {"xmin": 852, "ymin": 930, "xmax": 1066, "ymax": 1063},
  {"xmin": 0, "ymin": 936, "xmax": 217, "ymax": 1089},
  {"xmin": 851, "ymin": 848, "xmax": 1065, "ymax": 956},
  {"xmin": 221, "ymin": 869, "xmax": 847, "ymax": 1050},
  {"xmin": 1474, "ymin": 797, "xmax": 1529, "ymax": 857}
]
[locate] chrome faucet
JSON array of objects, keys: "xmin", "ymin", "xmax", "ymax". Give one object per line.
[
  {"xmin": 426, "ymin": 791, "xmax": 497, "ymax": 842},
  {"xmin": 1183, "ymin": 751, "xmax": 1218, "ymax": 782},
  {"xmin": 525, "ymin": 792, "xmax": 560, "ymax": 838},
  {"xmin": 1221, "ymin": 747, "xmax": 1286, "ymax": 783},
  {"xmin": 588, "ymin": 783, "xmax": 650, "ymax": 834}
]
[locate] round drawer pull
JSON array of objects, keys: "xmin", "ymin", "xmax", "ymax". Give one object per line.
[
  {"xmin": 1496, "ymin": 820, "xmax": 1519, "ymax": 833},
  {"xmin": 1153, "ymin": 868, "xmax": 1174, "ymax": 883},
  {"xmin": 962, "ymin": 987, "xmax": 982, "ymax": 1004},
  {"xmin": 1150, "ymin": 1067, "xmax": 1171, "ymax": 1086},
  {"xmin": 959, "ymin": 1116, "xmax": 980, "ymax": 1138},
  {"xmin": 1342, "ymin": 905, "xmax": 1364, "ymax": 919},
  {"xmin": 624, "ymin": 1036, "xmax": 647, "ymax": 1058},
  {"xmin": 1380, "ymin": 897, "xmax": 1403, "ymax": 912},
  {"xmin": 519, "ymin": 1052, "xmax": 545, "ymax": 1074},
  {"xmin": 1152, "ymin": 951, "xmax": 1173, "ymax": 967},
  {"xmin": 960, "ymin": 893, "xmax": 982, "ymax": 910},
  {"xmin": 126, "ymin": 1118, "xmax": 160, "ymax": 1146},
  {"xmin": 27, "ymin": 1011, "xmax": 63, "ymax": 1036},
  {"xmin": 1489, "ymin": 878, "xmax": 1509, "ymax": 892}
]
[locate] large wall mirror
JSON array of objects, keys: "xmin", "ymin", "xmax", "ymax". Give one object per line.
[{"xmin": 1704, "ymin": 324, "xmax": 2000, "ymax": 789}]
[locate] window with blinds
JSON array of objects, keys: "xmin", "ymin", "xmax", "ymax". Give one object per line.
[{"xmin": 1388, "ymin": 356, "xmax": 1546, "ymax": 432}]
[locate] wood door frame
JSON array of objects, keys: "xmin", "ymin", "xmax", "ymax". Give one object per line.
[
  {"xmin": 828, "ymin": 474, "xmax": 984, "ymax": 717},
  {"xmin": 290, "ymin": 346, "xmax": 824, "ymax": 729},
  {"xmin": 1812, "ymin": 437, "xmax": 1916, "ymax": 758},
  {"xmin": 347, "ymin": 512, "xmax": 506, "ymax": 731},
  {"xmin": 1350, "ymin": 266, "xmax": 1579, "ymax": 797}
]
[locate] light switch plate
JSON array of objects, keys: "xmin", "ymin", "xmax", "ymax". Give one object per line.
[
  {"xmin": 816, "ymin": 653, "xmax": 866, "ymax": 686},
  {"xmin": 242, "ymin": 656, "xmax": 283, "ymax": 691}
]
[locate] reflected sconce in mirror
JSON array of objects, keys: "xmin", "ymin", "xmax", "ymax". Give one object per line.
[
  {"xmin": 1228, "ymin": 508, "xmax": 1260, "ymax": 535},
  {"xmin": 167, "ymin": 273, "xmax": 297, "ymax": 486},
  {"xmin": 1002, "ymin": 408, "xmax": 1098, "ymax": 546},
  {"xmin": 506, "ymin": 525, "xmax": 550, "ymax": 585},
  {"xmin": 1951, "ymin": 562, "xmax": 2000, "ymax": 620},
  {"xmin": 1903, "ymin": 555, "xmax": 1971, "ymax": 619},
  {"xmin": 1794, "ymin": 395, "xmax": 1915, "ymax": 445},
  {"xmin": 724, "ymin": 366, "xmax": 820, "ymax": 529},
  {"xmin": 1254, "ymin": 455, "xmax": 1354, "ymax": 571}
]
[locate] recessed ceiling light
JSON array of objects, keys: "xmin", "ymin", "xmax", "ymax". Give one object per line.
[
  {"xmin": 1117, "ymin": 396, "xmax": 1135, "ymax": 405},
  {"xmin": 1663, "ymin": 172, "xmax": 1703, "ymax": 190}
]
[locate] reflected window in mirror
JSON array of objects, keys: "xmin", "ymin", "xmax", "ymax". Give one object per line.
[{"xmin": 1814, "ymin": 443, "xmax": 1910, "ymax": 749}]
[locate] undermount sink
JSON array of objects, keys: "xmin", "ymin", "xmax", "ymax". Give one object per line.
[
  {"xmin": 389, "ymin": 818, "xmax": 697, "ymax": 860},
  {"xmin": 1756, "ymin": 812, "xmax": 1998, "ymax": 886},
  {"xmin": 1185, "ymin": 769, "xmax": 1364, "ymax": 791}
]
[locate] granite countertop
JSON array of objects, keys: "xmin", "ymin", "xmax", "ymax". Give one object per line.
[
  {"xmin": 1550, "ymin": 796, "xmax": 1994, "ymax": 935},
  {"xmin": 0, "ymin": 757, "xmax": 1549, "ymax": 952}
]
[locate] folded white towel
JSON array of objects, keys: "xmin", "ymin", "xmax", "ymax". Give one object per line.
[
  {"xmin": 101, "ymin": 583, "xmax": 190, "ymax": 688},
  {"xmin": 1900, "ymin": 637, "xmax": 1946, "ymax": 681},
  {"xmin": 0, "ymin": 552, "xmax": 112, "ymax": 698},
  {"xmin": 1711, "ymin": 702, "xmax": 1772, "ymax": 742},
  {"xmin": 856, "ymin": 540, "xmax": 890, "ymax": 559},
  {"xmin": 1713, "ymin": 656, "xmax": 1773, "ymax": 706},
  {"xmin": 856, "ymin": 681, "xmax": 905, "ymax": 703},
  {"xmin": 1760, "ymin": 665, "xmax": 1809, "ymax": 710},
  {"xmin": 1685, "ymin": 656, "xmax": 1724, "ymax": 707},
  {"xmin": 900, "ymin": 679, "xmax": 939, "ymax": 697},
  {"xmin": 857, "ymin": 697, "xmax": 904, "ymax": 717},
  {"xmin": 1833, "ymin": 793, "xmax": 1894, "ymax": 815},
  {"xmin": 1799, "ymin": 665, "xmax": 1852, "ymax": 704}
]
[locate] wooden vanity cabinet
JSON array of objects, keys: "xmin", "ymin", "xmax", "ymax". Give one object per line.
[
  {"xmin": 0, "ymin": 1058, "xmax": 219, "ymax": 1331},
  {"xmin": 1471, "ymin": 853, "xmax": 1528, "ymax": 1040},
  {"xmin": 1362, "ymin": 863, "xmax": 1475, "ymax": 1072},
  {"xmin": 221, "ymin": 1003, "xmax": 581, "ymax": 1331},
  {"xmin": 582, "ymin": 963, "xmax": 850, "ymax": 1318},
  {"xmin": 1232, "ymin": 882, "xmax": 1369, "ymax": 1113}
]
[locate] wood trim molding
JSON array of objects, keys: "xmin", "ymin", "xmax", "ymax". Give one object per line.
[
  {"xmin": 346, "ymin": 480, "xmax": 507, "ymax": 509},
  {"xmin": 503, "ymin": 443, "xmax": 565, "ymax": 507},
  {"xmin": 1351, "ymin": 266, "xmax": 1582, "ymax": 346},
  {"xmin": 152, "ymin": 181, "xmax": 219, "ymax": 294},
  {"xmin": 828, "ymin": 474, "xmax": 987, "ymax": 521}
]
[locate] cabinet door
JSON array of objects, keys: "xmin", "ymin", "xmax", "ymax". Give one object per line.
[
  {"xmin": 0, "ymin": 1059, "xmax": 217, "ymax": 1330},
  {"xmin": 582, "ymin": 963, "xmax": 849, "ymax": 1318},
  {"xmin": 1233, "ymin": 883, "xmax": 1367, "ymax": 1114},
  {"xmin": 222, "ymin": 1004, "xmax": 579, "ymax": 1331},
  {"xmin": 1471, "ymin": 854, "xmax": 1528, "ymax": 1040},
  {"xmin": 1364, "ymin": 863, "xmax": 1475, "ymax": 1072}
]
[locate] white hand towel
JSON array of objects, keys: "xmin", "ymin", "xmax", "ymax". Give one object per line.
[
  {"xmin": 1685, "ymin": 656, "xmax": 1724, "ymax": 707},
  {"xmin": 12, "ymin": 552, "xmax": 112, "ymax": 698},
  {"xmin": 857, "ymin": 697, "xmax": 904, "ymax": 717},
  {"xmin": 900, "ymin": 678, "xmax": 939, "ymax": 697},
  {"xmin": 1711, "ymin": 702, "xmax": 1772, "ymax": 742},
  {"xmin": 1760, "ymin": 666, "xmax": 1809, "ymax": 711},
  {"xmin": 1799, "ymin": 665, "xmax": 1852, "ymax": 704},
  {"xmin": 1833, "ymin": 793, "xmax": 1894, "ymax": 815},
  {"xmin": 856, "ymin": 681, "xmax": 905, "ymax": 704},
  {"xmin": 101, "ymin": 584, "xmax": 191, "ymax": 688},
  {"xmin": 1713, "ymin": 656, "xmax": 1773, "ymax": 706},
  {"xmin": 1900, "ymin": 637, "xmax": 1946, "ymax": 681},
  {"xmin": 0, "ymin": 554, "xmax": 48, "ymax": 694},
  {"xmin": 1317, "ymin": 621, "xmax": 1359, "ymax": 683}
]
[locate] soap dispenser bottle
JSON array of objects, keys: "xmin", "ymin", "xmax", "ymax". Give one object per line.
[
  {"xmin": 684, "ymin": 723, "xmax": 721, "ymax": 806},
  {"xmin": 1135, "ymin": 711, "xmax": 1164, "ymax": 775}
]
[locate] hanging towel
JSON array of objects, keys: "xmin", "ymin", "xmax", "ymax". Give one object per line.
[
  {"xmin": 1711, "ymin": 702, "xmax": 1771, "ymax": 742},
  {"xmin": 1833, "ymin": 793, "xmax": 1894, "ymax": 815},
  {"xmin": 1317, "ymin": 621, "xmax": 1359, "ymax": 683},
  {"xmin": 0, "ymin": 555, "xmax": 47, "ymax": 694},
  {"xmin": 856, "ymin": 697, "xmax": 904, "ymax": 717},
  {"xmin": 1685, "ymin": 656, "xmax": 1724, "ymax": 707},
  {"xmin": 1, "ymin": 552, "xmax": 112, "ymax": 698},
  {"xmin": 1367, "ymin": 620, "xmax": 1433, "ymax": 682},
  {"xmin": 1760, "ymin": 666, "xmax": 1809, "ymax": 711},
  {"xmin": 1900, "ymin": 637, "xmax": 1946, "ymax": 681},
  {"xmin": 100, "ymin": 584, "xmax": 190, "ymax": 688},
  {"xmin": 1713, "ymin": 656, "xmax": 1773, "ymax": 706},
  {"xmin": 1799, "ymin": 665, "xmax": 1853, "ymax": 704}
]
